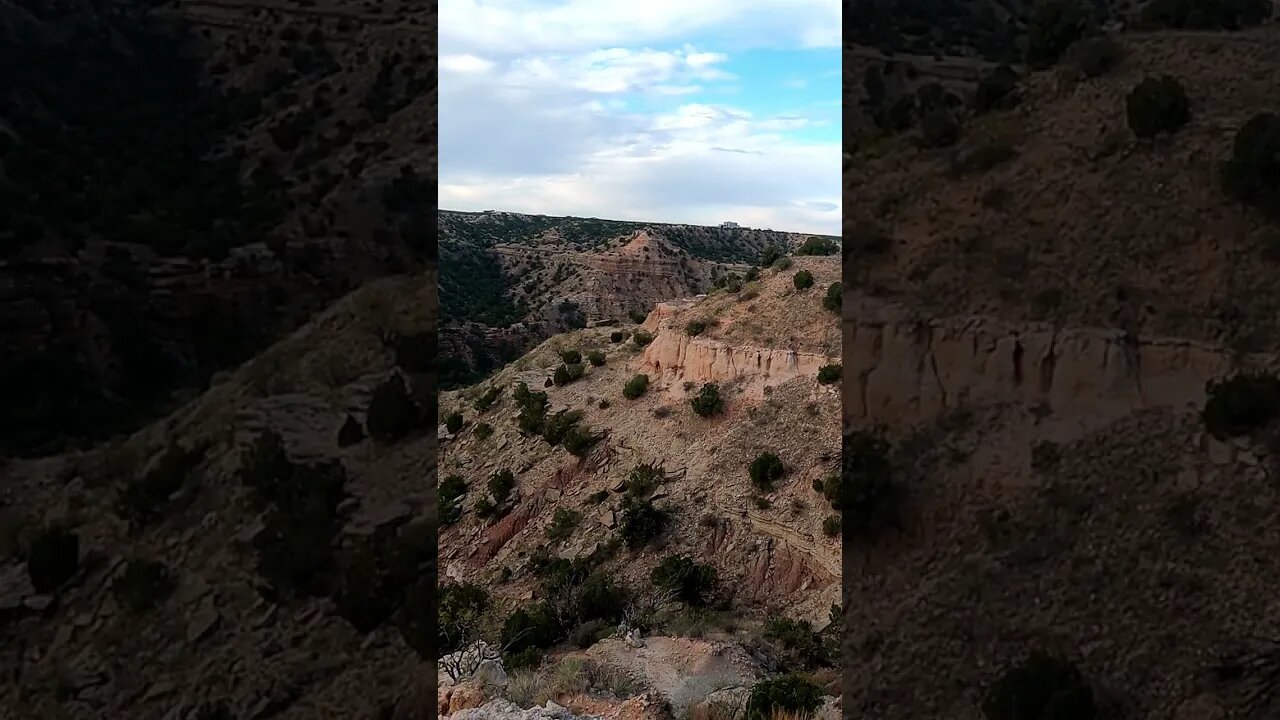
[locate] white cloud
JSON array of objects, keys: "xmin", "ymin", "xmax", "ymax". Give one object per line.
[
  {"xmin": 438, "ymin": 1, "xmax": 842, "ymax": 235},
  {"xmin": 439, "ymin": 53, "xmax": 496, "ymax": 73},
  {"xmin": 439, "ymin": 95, "xmax": 840, "ymax": 234},
  {"xmin": 439, "ymin": 0, "xmax": 840, "ymax": 55}
]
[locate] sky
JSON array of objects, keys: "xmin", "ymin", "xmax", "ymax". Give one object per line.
[{"xmin": 438, "ymin": 0, "xmax": 842, "ymax": 236}]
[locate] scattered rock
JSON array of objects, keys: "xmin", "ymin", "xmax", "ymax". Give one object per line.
[
  {"xmin": 1207, "ymin": 439, "xmax": 1233, "ymax": 466},
  {"xmin": 23, "ymin": 594, "xmax": 53, "ymax": 611},
  {"xmin": 186, "ymin": 601, "xmax": 220, "ymax": 644}
]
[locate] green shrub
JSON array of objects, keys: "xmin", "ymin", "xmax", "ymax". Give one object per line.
[
  {"xmin": 337, "ymin": 415, "xmax": 364, "ymax": 447},
  {"xmin": 823, "ymin": 515, "xmax": 841, "ymax": 537},
  {"xmin": 610, "ymin": 331, "xmax": 627, "ymax": 343},
  {"xmin": 983, "ymin": 652, "xmax": 1096, "ymax": 720},
  {"xmin": 1202, "ymin": 372, "xmax": 1280, "ymax": 439},
  {"xmin": 1221, "ymin": 112, "xmax": 1280, "ymax": 217},
  {"xmin": 546, "ymin": 508, "xmax": 583, "ymax": 542},
  {"xmin": 765, "ymin": 617, "xmax": 833, "ymax": 669},
  {"xmin": 850, "ymin": 220, "xmax": 891, "ymax": 255},
  {"xmin": 973, "ymin": 65, "xmax": 1019, "ymax": 112},
  {"xmin": 502, "ymin": 603, "xmax": 560, "ymax": 652},
  {"xmin": 588, "ymin": 490, "xmax": 610, "ymax": 504},
  {"xmin": 440, "ymin": 475, "xmax": 468, "ymax": 525},
  {"xmin": 748, "ymin": 452, "xmax": 785, "ymax": 491},
  {"xmin": 366, "ymin": 373, "xmax": 423, "ymax": 442},
  {"xmin": 651, "ymin": 554, "xmax": 716, "ymax": 606},
  {"xmin": 238, "ymin": 432, "xmax": 347, "ymax": 512},
  {"xmin": 564, "ymin": 426, "xmax": 604, "ymax": 458},
  {"xmin": 843, "ymin": 429, "xmax": 903, "ymax": 535},
  {"xmin": 1031, "ymin": 441, "xmax": 1062, "ymax": 472},
  {"xmin": 570, "ymin": 619, "xmax": 611, "ymax": 648},
  {"xmin": 505, "ymin": 647, "xmax": 545, "ymax": 670},
  {"xmin": 633, "ymin": 331, "xmax": 654, "ymax": 348},
  {"xmin": 745, "ymin": 267, "xmax": 761, "ymax": 281},
  {"xmin": 559, "ymin": 350, "xmax": 582, "ymax": 365},
  {"xmin": 817, "ymin": 364, "xmax": 842, "ymax": 384},
  {"xmin": 542, "ymin": 409, "xmax": 584, "ymax": 447},
  {"xmin": 629, "ymin": 309, "xmax": 648, "ymax": 324},
  {"xmin": 474, "ymin": 496, "xmax": 498, "ymax": 519},
  {"xmin": 332, "ymin": 521, "xmax": 433, "ymax": 633},
  {"xmin": 488, "ymin": 469, "xmax": 516, "ymax": 505},
  {"xmin": 686, "ymin": 319, "xmax": 711, "ymax": 337},
  {"xmin": 745, "ymin": 674, "xmax": 825, "ymax": 720},
  {"xmin": 623, "ymin": 374, "xmax": 650, "ymax": 400},
  {"xmin": 626, "ymin": 462, "xmax": 666, "ymax": 497},
  {"xmin": 253, "ymin": 453, "xmax": 349, "ymax": 600},
  {"xmin": 516, "ymin": 383, "xmax": 551, "ymax": 436},
  {"xmin": 618, "ymin": 495, "xmax": 668, "ymax": 549},
  {"xmin": 474, "ymin": 422, "xmax": 494, "ymax": 441},
  {"xmin": 823, "ymin": 282, "xmax": 841, "ymax": 313},
  {"xmin": 587, "ymin": 350, "xmax": 606, "ymax": 367},
  {"xmin": 436, "ymin": 582, "xmax": 489, "ymax": 655},
  {"xmin": 472, "ymin": 386, "xmax": 503, "ymax": 413},
  {"xmin": 754, "ymin": 496, "xmax": 772, "ymax": 510},
  {"xmin": 759, "ymin": 246, "xmax": 784, "ymax": 267},
  {"xmin": 1025, "ymin": 0, "xmax": 1091, "ymax": 69},
  {"xmin": 1066, "ymin": 36, "xmax": 1122, "ymax": 77},
  {"xmin": 690, "ymin": 383, "xmax": 724, "ymax": 417},
  {"xmin": 919, "ymin": 107, "xmax": 960, "ymax": 148},
  {"xmin": 114, "ymin": 442, "xmax": 205, "ymax": 529},
  {"xmin": 444, "ymin": 412, "xmax": 464, "ymax": 434},
  {"xmin": 792, "ymin": 270, "xmax": 814, "ymax": 290},
  {"xmin": 795, "ymin": 237, "xmax": 839, "ymax": 256},
  {"xmin": 554, "ymin": 363, "xmax": 586, "ymax": 386},
  {"xmin": 27, "ymin": 525, "xmax": 79, "ymax": 594},
  {"xmin": 772, "ymin": 257, "xmax": 793, "ymax": 271},
  {"xmin": 112, "ymin": 558, "xmax": 177, "ymax": 613},
  {"xmin": 1126, "ymin": 76, "xmax": 1189, "ymax": 139}
]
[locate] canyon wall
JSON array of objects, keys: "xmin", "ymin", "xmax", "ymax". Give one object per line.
[
  {"xmin": 844, "ymin": 295, "xmax": 1260, "ymax": 426},
  {"xmin": 641, "ymin": 319, "xmax": 836, "ymax": 391}
]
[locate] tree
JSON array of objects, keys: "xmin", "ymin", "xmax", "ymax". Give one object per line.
[
  {"xmin": 1221, "ymin": 112, "xmax": 1280, "ymax": 216},
  {"xmin": 749, "ymin": 452, "xmax": 785, "ymax": 491},
  {"xmin": 690, "ymin": 383, "xmax": 724, "ymax": 417},
  {"xmin": 1126, "ymin": 76, "xmax": 1190, "ymax": 138},
  {"xmin": 651, "ymin": 554, "xmax": 716, "ymax": 606},
  {"xmin": 984, "ymin": 652, "xmax": 1096, "ymax": 720},
  {"xmin": 1025, "ymin": 0, "xmax": 1091, "ymax": 69}
]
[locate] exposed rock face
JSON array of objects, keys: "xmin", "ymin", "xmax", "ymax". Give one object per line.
[
  {"xmin": 642, "ymin": 313, "xmax": 835, "ymax": 399},
  {"xmin": 843, "ymin": 294, "xmax": 1250, "ymax": 428}
]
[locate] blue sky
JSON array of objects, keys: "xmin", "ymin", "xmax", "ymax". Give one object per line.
[{"xmin": 438, "ymin": 0, "xmax": 842, "ymax": 235}]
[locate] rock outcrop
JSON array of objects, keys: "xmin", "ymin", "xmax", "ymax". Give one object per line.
[{"xmin": 843, "ymin": 294, "xmax": 1255, "ymax": 427}]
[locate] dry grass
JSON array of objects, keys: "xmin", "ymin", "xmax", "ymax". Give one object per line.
[{"xmin": 505, "ymin": 658, "xmax": 640, "ymax": 708}]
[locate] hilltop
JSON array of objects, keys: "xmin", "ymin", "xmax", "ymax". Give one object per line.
[
  {"xmin": 438, "ymin": 210, "xmax": 838, "ymax": 389},
  {"xmin": 842, "ymin": 21, "xmax": 1280, "ymax": 720},
  {"xmin": 436, "ymin": 255, "xmax": 843, "ymax": 717}
]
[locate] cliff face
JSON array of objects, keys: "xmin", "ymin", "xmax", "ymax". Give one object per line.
[
  {"xmin": 642, "ymin": 320, "xmax": 834, "ymax": 398},
  {"xmin": 841, "ymin": 294, "xmax": 1257, "ymax": 429}
]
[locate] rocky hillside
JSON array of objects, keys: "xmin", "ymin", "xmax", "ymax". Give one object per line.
[
  {"xmin": 439, "ymin": 210, "xmax": 837, "ymax": 389},
  {"xmin": 436, "ymin": 256, "xmax": 843, "ymax": 718},
  {"xmin": 0, "ymin": 0, "xmax": 434, "ymax": 456},
  {"xmin": 0, "ymin": 270, "xmax": 440, "ymax": 718},
  {"xmin": 842, "ymin": 20, "xmax": 1280, "ymax": 720}
]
